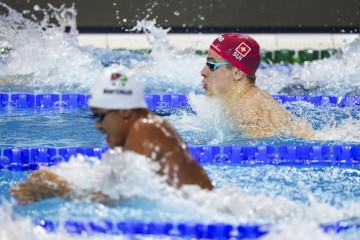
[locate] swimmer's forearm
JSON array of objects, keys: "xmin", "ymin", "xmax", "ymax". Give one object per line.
[
  {"xmin": 28, "ymin": 169, "xmax": 71, "ymax": 197},
  {"xmin": 11, "ymin": 169, "xmax": 117, "ymax": 204},
  {"xmin": 10, "ymin": 169, "xmax": 71, "ymax": 204},
  {"xmin": 29, "ymin": 170, "xmax": 117, "ymax": 204}
]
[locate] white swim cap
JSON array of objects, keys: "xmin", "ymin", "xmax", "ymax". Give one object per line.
[{"xmin": 89, "ymin": 67, "xmax": 147, "ymax": 109}]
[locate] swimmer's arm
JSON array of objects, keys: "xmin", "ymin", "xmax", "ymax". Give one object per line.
[
  {"xmin": 10, "ymin": 169, "xmax": 113, "ymax": 204},
  {"xmin": 10, "ymin": 169, "xmax": 70, "ymax": 204}
]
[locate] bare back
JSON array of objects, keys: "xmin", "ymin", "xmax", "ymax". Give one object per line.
[
  {"xmin": 125, "ymin": 112, "xmax": 213, "ymax": 190},
  {"xmin": 229, "ymin": 86, "xmax": 314, "ymax": 138}
]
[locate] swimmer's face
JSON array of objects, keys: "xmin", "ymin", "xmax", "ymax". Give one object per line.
[
  {"xmin": 91, "ymin": 108, "xmax": 129, "ymax": 148},
  {"xmin": 201, "ymin": 49, "xmax": 234, "ymax": 97}
]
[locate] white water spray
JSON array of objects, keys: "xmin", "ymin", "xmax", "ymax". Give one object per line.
[{"xmin": 0, "ymin": 3, "xmax": 102, "ymax": 92}]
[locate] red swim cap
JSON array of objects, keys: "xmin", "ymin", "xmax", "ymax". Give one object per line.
[{"xmin": 210, "ymin": 33, "xmax": 261, "ymax": 76}]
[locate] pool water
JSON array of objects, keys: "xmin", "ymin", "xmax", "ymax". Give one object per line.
[
  {"xmin": 0, "ymin": 101, "xmax": 359, "ymax": 149},
  {"xmin": 0, "ymin": 3, "xmax": 360, "ymax": 239}
]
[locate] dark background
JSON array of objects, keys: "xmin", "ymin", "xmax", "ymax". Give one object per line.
[{"xmin": 1, "ymin": 0, "xmax": 359, "ymax": 33}]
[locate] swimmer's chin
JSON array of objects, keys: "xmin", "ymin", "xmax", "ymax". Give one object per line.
[
  {"xmin": 204, "ymin": 91, "xmax": 215, "ymax": 97},
  {"xmin": 202, "ymin": 84, "xmax": 213, "ymax": 97},
  {"xmin": 105, "ymin": 135, "xmax": 113, "ymax": 147}
]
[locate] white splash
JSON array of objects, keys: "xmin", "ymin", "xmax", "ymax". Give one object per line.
[
  {"xmin": 36, "ymin": 149, "xmax": 360, "ymax": 225},
  {"xmin": 314, "ymin": 117, "xmax": 360, "ymax": 142},
  {"xmin": 0, "ymin": 201, "xmax": 43, "ymax": 240},
  {"xmin": 129, "ymin": 19, "xmax": 204, "ymax": 92},
  {"xmin": 0, "ymin": 3, "xmax": 102, "ymax": 91},
  {"xmin": 0, "ymin": 201, "xmax": 129, "ymax": 240},
  {"xmin": 48, "ymin": 147, "xmax": 169, "ymax": 202},
  {"xmin": 164, "ymin": 92, "xmax": 242, "ymax": 145},
  {"xmin": 263, "ymin": 221, "xmax": 337, "ymax": 240},
  {"xmin": 256, "ymin": 37, "xmax": 360, "ymax": 96},
  {"xmin": 187, "ymin": 92, "xmax": 228, "ymax": 124}
]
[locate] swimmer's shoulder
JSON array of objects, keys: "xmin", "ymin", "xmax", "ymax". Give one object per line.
[
  {"xmin": 132, "ymin": 113, "xmax": 165, "ymax": 128},
  {"xmin": 239, "ymin": 86, "xmax": 268, "ymax": 103},
  {"xmin": 256, "ymin": 89, "xmax": 287, "ymax": 107},
  {"xmin": 126, "ymin": 114, "xmax": 184, "ymax": 160},
  {"xmin": 130, "ymin": 113, "xmax": 176, "ymax": 139},
  {"xmin": 231, "ymin": 87, "xmax": 265, "ymax": 111},
  {"xmin": 254, "ymin": 88, "xmax": 273, "ymax": 99},
  {"xmin": 231, "ymin": 87, "xmax": 281, "ymax": 120}
]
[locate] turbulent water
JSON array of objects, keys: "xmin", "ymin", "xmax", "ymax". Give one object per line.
[{"xmin": 0, "ymin": 3, "xmax": 360, "ymax": 240}]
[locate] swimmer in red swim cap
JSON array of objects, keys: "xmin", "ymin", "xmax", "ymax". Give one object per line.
[{"xmin": 201, "ymin": 33, "xmax": 314, "ymax": 138}]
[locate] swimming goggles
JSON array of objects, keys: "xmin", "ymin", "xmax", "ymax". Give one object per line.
[
  {"xmin": 92, "ymin": 110, "xmax": 116, "ymax": 122},
  {"xmin": 206, "ymin": 61, "xmax": 230, "ymax": 71}
]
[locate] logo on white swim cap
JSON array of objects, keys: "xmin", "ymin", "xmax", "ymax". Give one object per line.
[
  {"xmin": 110, "ymin": 72, "xmax": 128, "ymax": 86},
  {"xmin": 89, "ymin": 66, "xmax": 147, "ymax": 110}
]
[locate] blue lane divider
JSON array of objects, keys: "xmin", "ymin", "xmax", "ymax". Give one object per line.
[
  {"xmin": 10, "ymin": 94, "xmax": 35, "ymax": 108},
  {"xmin": 0, "ymin": 93, "xmax": 359, "ymax": 109},
  {"xmin": 0, "ymin": 93, "xmax": 9, "ymax": 107},
  {"xmin": 33, "ymin": 219, "xmax": 358, "ymax": 239},
  {"xmin": 1, "ymin": 145, "xmax": 359, "ymax": 171},
  {"xmin": 33, "ymin": 219, "xmax": 269, "ymax": 238},
  {"xmin": 0, "ymin": 146, "xmax": 109, "ymax": 171},
  {"xmin": 188, "ymin": 145, "xmax": 360, "ymax": 165},
  {"xmin": 2, "ymin": 93, "xmax": 90, "ymax": 108}
]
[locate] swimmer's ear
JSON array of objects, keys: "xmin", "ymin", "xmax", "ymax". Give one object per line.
[{"xmin": 233, "ymin": 69, "xmax": 244, "ymax": 82}]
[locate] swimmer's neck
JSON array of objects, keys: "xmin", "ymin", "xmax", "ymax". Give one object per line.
[{"xmin": 221, "ymin": 80, "xmax": 255, "ymax": 104}]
